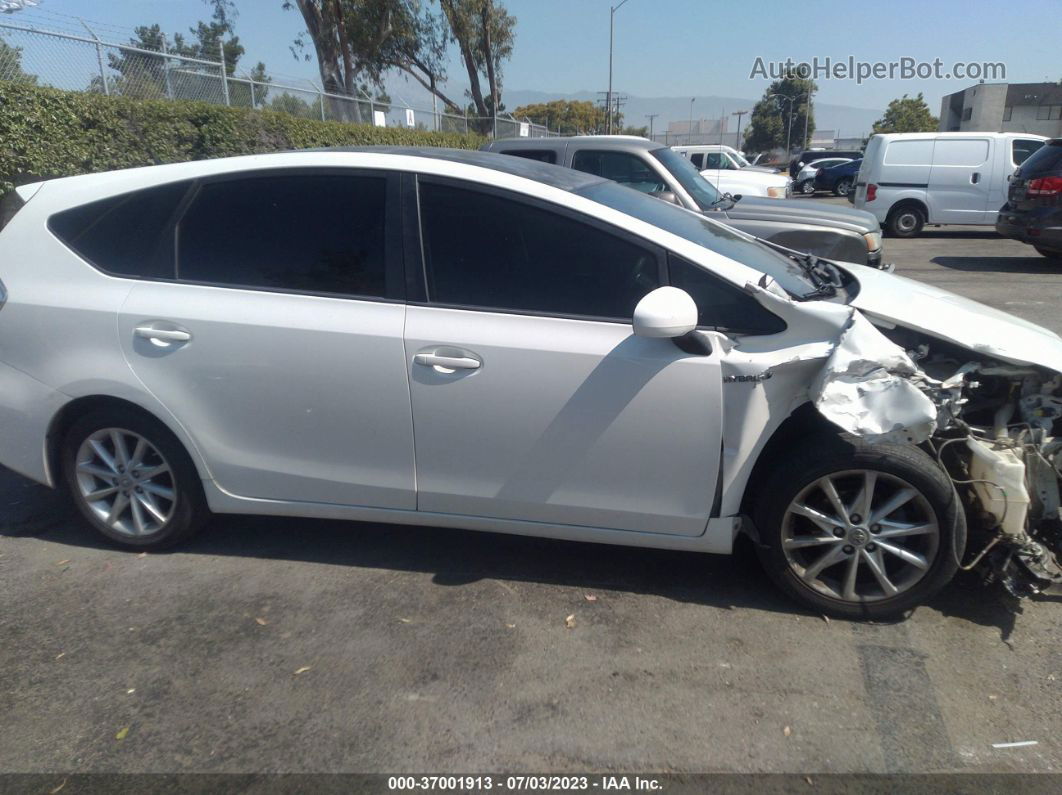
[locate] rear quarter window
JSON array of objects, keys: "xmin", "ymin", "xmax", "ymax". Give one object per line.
[
  {"xmin": 0, "ymin": 190, "xmax": 25, "ymax": 234},
  {"xmin": 48, "ymin": 182, "xmax": 191, "ymax": 278}
]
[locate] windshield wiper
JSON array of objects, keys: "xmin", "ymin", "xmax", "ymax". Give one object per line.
[{"xmin": 753, "ymin": 238, "xmax": 844, "ymax": 299}]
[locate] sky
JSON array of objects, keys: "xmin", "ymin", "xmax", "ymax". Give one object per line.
[{"xmin": 8, "ymin": 0, "xmax": 1061, "ymax": 114}]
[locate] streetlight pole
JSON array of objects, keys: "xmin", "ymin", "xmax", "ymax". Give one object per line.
[
  {"xmin": 688, "ymin": 97, "xmax": 696, "ymax": 144},
  {"xmin": 731, "ymin": 109, "xmax": 748, "ymax": 150},
  {"xmin": 802, "ymin": 92, "xmax": 812, "ymax": 149},
  {"xmin": 607, "ymin": 0, "xmax": 632, "ymax": 135}
]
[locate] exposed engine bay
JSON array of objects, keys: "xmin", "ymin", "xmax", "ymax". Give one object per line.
[{"xmin": 818, "ymin": 317, "xmax": 1062, "ymax": 599}]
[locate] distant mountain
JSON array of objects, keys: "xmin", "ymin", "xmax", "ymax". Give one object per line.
[{"xmin": 503, "ymin": 89, "xmax": 881, "ymax": 140}]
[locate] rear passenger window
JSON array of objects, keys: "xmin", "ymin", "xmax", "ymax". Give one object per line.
[
  {"xmin": 177, "ymin": 174, "xmax": 386, "ymax": 297},
  {"xmin": 668, "ymin": 255, "xmax": 785, "ymax": 335},
  {"xmin": 690, "ymin": 153, "xmax": 704, "ymax": 168},
  {"xmin": 49, "ymin": 182, "xmax": 190, "ymax": 278},
  {"xmin": 570, "ymin": 150, "xmax": 667, "ymax": 194},
  {"xmin": 419, "ymin": 181, "xmax": 661, "ymax": 320},
  {"xmin": 500, "ymin": 150, "xmax": 557, "ymax": 164}
]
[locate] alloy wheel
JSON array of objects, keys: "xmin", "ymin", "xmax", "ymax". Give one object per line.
[
  {"xmin": 781, "ymin": 470, "xmax": 940, "ymax": 603},
  {"xmin": 74, "ymin": 428, "xmax": 177, "ymax": 537}
]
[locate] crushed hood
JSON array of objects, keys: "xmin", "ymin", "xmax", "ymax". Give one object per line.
[{"xmin": 843, "ymin": 263, "xmax": 1062, "ymax": 374}]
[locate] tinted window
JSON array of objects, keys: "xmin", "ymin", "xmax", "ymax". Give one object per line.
[
  {"xmin": 669, "ymin": 256, "xmax": 785, "ymax": 335},
  {"xmin": 1012, "ymin": 138, "xmax": 1045, "ymax": 166},
  {"xmin": 500, "ymin": 149, "xmax": 557, "ymax": 164},
  {"xmin": 690, "ymin": 153, "xmax": 704, "ymax": 168},
  {"xmin": 570, "ymin": 150, "xmax": 667, "ymax": 194},
  {"xmin": 178, "ymin": 174, "xmax": 386, "ymax": 297},
  {"xmin": 49, "ymin": 182, "xmax": 190, "ymax": 278},
  {"xmin": 1018, "ymin": 140, "xmax": 1062, "ymax": 176},
  {"xmin": 575, "ymin": 180, "xmax": 818, "ymax": 298},
  {"xmin": 419, "ymin": 182, "xmax": 660, "ymax": 320}
]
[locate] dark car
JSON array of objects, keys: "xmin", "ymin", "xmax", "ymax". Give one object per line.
[
  {"xmin": 814, "ymin": 158, "xmax": 862, "ymax": 197},
  {"xmin": 788, "ymin": 150, "xmax": 863, "ymax": 179},
  {"xmin": 483, "ymin": 137, "xmax": 886, "ymax": 269},
  {"xmin": 996, "ymin": 139, "xmax": 1062, "ymax": 260}
]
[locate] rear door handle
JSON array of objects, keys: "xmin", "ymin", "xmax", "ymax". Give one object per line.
[
  {"xmin": 135, "ymin": 326, "xmax": 192, "ymax": 343},
  {"xmin": 971, "ymin": 172, "xmax": 981, "ymax": 184},
  {"xmin": 414, "ymin": 353, "xmax": 481, "ymax": 371}
]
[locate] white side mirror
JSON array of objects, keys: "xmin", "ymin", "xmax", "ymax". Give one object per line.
[{"xmin": 633, "ymin": 286, "xmax": 698, "ymax": 339}]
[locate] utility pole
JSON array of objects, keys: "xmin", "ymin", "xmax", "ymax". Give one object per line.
[
  {"xmin": 731, "ymin": 110, "xmax": 748, "ymax": 150},
  {"xmin": 645, "ymin": 113, "xmax": 658, "ymax": 140},
  {"xmin": 802, "ymin": 92, "xmax": 812, "ymax": 149},
  {"xmin": 607, "ymin": 0, "xmax": 633, "ymax": 135},
  {"xmin": 688, "ymin": 97, "xmax": 696, "ymax": 144}
]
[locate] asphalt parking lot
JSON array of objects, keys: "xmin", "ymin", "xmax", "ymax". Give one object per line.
[{"xmin": 1, "ymin": 206, "xmax": 1060, "ymax": 776}]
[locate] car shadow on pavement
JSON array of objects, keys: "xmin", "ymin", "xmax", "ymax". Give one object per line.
[
  {"xmin": 1, "ymin": 466, "xmax": 1039, "ymax": 634},
  {"xmin": 932, "ymin": 255, "xmax": 1061, "ymax": 274}
]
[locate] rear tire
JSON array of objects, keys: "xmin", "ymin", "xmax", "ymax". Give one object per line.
[
  {"xmin": 799, "ymin": 179, "xmax": 816, "ymax": 195},
  {"xmin": 886, "ymin": 205, "xmax": 925, "ymax": 238},
  {"xmin": 753, "ymin": 436, "xmax": 965, "ymax": 619},
  {"xmin": 61, "ymin": 408, "xmax": 209, "ymax": 550},
  {"xmin": 1034, "ymin": 246, "xmax": 1062, "ymax": 260},
  {"xmin": 833, "ymin": 178, "xmax": 853, "ymax": 197}
]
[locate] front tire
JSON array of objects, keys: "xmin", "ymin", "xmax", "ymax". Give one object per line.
[
  {"xmin": 833, "ymin": 178, "xmax": 853, "ymax": 197},
  {"xmin": 753, "ymin": 437, "xmax": 965, "ymax": 619},
  {"xmin": 886, "ymin": 205, "xmax": 925, "ymax": 237},
  {"xmin": 1034, "ymin": 246, "xmax": 1062, "ymax": 260},
  {"xmin": 61, "ymin": 409, "xmax": 209, "ymax": 550}
]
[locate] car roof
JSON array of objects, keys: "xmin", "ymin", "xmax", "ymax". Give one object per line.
[
  {"xmin": 306, "ymin": 145, "xmax": 605, "ymax": 191},
  {"xmin": 483, "ymin": 136, "xmax": 663, "ymax": 153}
]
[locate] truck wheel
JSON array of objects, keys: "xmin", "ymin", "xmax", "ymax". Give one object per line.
[
  {"xmin": 886, "ymin": 206, "xmax": 925, "ymax": 237},
  {"xmin": 753, "ymin": 437, "xmax": 965, "ymax": 619}
]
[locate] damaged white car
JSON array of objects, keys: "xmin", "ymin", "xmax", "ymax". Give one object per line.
[{"xmin": 0, "ymin": 149, "xmax": 1058, "ymax": 619}]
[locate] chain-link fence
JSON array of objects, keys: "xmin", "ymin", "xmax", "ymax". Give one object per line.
[{"xmin": 0, "ymin": 18, "xmax": 557, "ymax": 138}]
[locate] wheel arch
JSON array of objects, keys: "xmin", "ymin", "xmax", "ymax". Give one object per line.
[
  {"xmin": 45, "ymin": 394, "xmax": 212, "ymax": 487},
  {"xmin": 735, "ymin": 402, "xmax": 842, "ymax": 535},
  {"xmin": 886, "ymin": 198, "xmax": 929, "ymax": 224}
]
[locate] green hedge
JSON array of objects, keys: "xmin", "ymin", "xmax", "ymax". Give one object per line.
[{"xmin": 0, "ymin": 81, "xmax": 486, "ymax": 194}]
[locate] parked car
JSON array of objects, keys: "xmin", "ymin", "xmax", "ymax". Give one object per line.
[
  {"xmin": 484, "ymin": 137, "xmax": 885, "ymax": 268},
  {"xmin": 853, "ymin": 132, "xmax": 1048, "ymax": 237},
  {"xmin": 3, "ymin": 148, "xmax": 1060, "ymax": 617},
  {"xmin": 996, "ymin": 138, "xmax": 1062, "ymax": 260},
  {"xmin": 794, "ymin": 158, "xmax": 853, "ymax": 194},
  {"xmin": 815, "ymin": 158, "xmax": 862, "ymax": 197},
  {"xmin": 671, "ymin": 145, "xmax": 781, "ymax": 173},
  {"xmin": 789, "ymin": 149, "xmax": 863, "ymax": 179}
]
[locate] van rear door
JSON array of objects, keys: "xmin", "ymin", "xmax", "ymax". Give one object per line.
[{"xmin": 928, "ymin": 137, "xmax": 992, "ymax": 224}]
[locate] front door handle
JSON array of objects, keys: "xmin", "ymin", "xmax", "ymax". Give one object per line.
[
  {"xmin": 413, "ymin": 353, "xmax": 481, "ymax": 371},
  {"xmin": 135, "ymin": 326, "xmax": 192, "ymax": 343},
  {"xmin": 971, "ymin": 172, "xmax": 981, "ymax": 184}
]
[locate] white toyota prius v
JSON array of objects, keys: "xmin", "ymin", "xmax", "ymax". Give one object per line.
[{"xmin": 0, "ymin": 148, "xmax": 1059, "ymax": 618}]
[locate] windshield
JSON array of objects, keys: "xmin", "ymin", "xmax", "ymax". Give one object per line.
[
  {"xmin": 649, "ymin": 148, "xmax": 723, "ymax": 210},
  {"xmin": 575, "ymin": 180, "xmax": 818, "ymax": 297},
  {"xmin": 733, "ymin": 152, "xmax": 751, "ymax": 167}
]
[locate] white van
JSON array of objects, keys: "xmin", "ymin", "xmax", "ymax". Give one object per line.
[{"xmin": 853, "ymin": 132, "xmax": 1047, "ymax": 236}]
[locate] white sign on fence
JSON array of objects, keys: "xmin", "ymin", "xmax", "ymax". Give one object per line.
[
  {"xmin": 405, "ymin": 108, "xmax": 415, "ymax": 128},
  {"xmin": 519, "ymin": 122, "xmax": 530, "ymax": 138},
  {"xmin": 373, "ymin": 110, "xmax": 386, "ymax": 127}
]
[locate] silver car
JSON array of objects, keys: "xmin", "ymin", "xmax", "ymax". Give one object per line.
[{"xmin": 1, "ymin": 148, "xmax": 1060, "ymax": 618}]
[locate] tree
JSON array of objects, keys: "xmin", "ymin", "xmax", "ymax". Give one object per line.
[
  {"xmin": 0, "ymin": 36, "xmax": 37, "ymax": 85},
  {"xmin": 744, "ymin": 74, "xmax": 816, "ymax": 154},
  {"xmin": 511, "ymin": 100, "xmax": 615, "ymax": 135},
  {"xmin": 620, "ymin": 125, "xmax": 648, "ymax": 137},
  {"xmin": 99, "ymin": 2, "xmax": 270, "ymax": 103},
  {"xmin": 439, "ymin": 0, "xmax": 514, "ymax": 125},
  {"xmin": 872, "ymin": 93, "xmax": 938, "ymax": 134}
]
